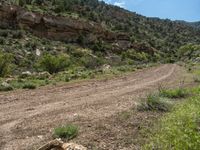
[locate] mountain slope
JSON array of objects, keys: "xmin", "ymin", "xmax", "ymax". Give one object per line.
[
  {"xmin": 176, "ymin": 20, "xmax": 200, "ymax": 29},
  {"xmin": 0, "ymin": 0, "xmax": 200, "ymax": 76},
  {"xmin": 191, "ymin": 21, "xmax": 200, "ymax": 28}
]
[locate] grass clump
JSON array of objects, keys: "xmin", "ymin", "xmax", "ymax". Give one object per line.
[
  {"xmin": 144, "ymin": 92, "xmax": 200, "ymax": 150},
  {"xmin": 54, "ymin": 124, "xmax": 78, "ymax": 140},
  {"xmin": 138, "ymin": 94, "xmax": 171, "ymax": 112},
  {"xmin": 159, "ymin": 88, "xmax": 189, "ymax": 99},
  {"xmin": 22, "ymin": 83, "xmax": 36, "ymax": 89}
]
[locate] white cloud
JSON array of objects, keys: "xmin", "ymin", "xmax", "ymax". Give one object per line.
[
  {"xmin": 114, "ymin": 1, "xmax": 126, "ymax": 8},
  {"xmin": 102, "ymin": 0, "xmax": 112, "ymax": 4},
  {"xmin": 101, "ymin": 0, "xmax": 126, "ymax": 8}
]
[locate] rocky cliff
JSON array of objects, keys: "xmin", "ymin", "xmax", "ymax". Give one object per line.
[{"xmin": 0, "ymin": 4, "xmax": 131, "ymax": 47}]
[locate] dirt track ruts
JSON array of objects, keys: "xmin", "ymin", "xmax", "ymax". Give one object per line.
[{"xmin": 0, "ymin": 64, "xmax": 186, "ymax": 150}]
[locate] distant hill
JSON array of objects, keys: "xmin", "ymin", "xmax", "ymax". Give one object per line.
[
  {"xmin": 189, "ymin": 22, "xmax": 200, "ymax": 29},
  {"xmin": 176, "ymin": 20, "xmax": 200, "ymax": 29}
]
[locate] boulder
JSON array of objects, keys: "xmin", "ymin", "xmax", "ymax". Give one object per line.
[
  {"xmin": 20, "ymin": 71, "xmax": 32, "ymax": 78},
  {"xmin": 37, "ymin": 139, "xmax": 87, "ymax": 150},
  {"xmin": 102, "ymin": 64, "xmax": 111, "ymax": 72},
  {"xmin": 37, "ymin": 71, "xmax": 51, "ymax": 79}
]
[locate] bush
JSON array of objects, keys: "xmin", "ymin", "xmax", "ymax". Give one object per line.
[
  {"xmin": 12, "ymin": 30, "xmax": 24, "ymax": 39},
  {"xmin": 54, "ymin": 124, "xmax": 78, "ymax": 139},
  {"xmin": 138, "ymin": 94, "xmax": 171, "ymax": 112},
  {"xmin": 159, "ymin": 88, "xmax": 188, "ymax": 99},
  {"xmin": 0, "ymin": 37, "xmax": 5, "ymax": 44},
  {"xmin": 22, "ymin": 83, "xmax": 36, "ymax": 89},
  {"xmin": 193, "ymin": 76, "xmax": 200, "ymax": 83},
  {"xmin": 38, "ymin": 54, "xmax": 70, "ymax": 74},
  {"xmin": 0, "ymin": 30, "xmax": 8, "ymax": 37},
  {"xmin": 0, "ymin": 85, "xmax": 14, "ymax": 92},
  {"xmin": 122, "ymin": 49, "xmax": 149, "ymax": 62},
  {"xmin": 0, "ymin": 52, "xmax": 13, "ymax": 77},
  {"xmin": 81, "ymin": 55, "xmax": 104, "ymax": 69},
  {"xmin": 178, "ymin": 44, "xmax": 200, "ymax": 60}
]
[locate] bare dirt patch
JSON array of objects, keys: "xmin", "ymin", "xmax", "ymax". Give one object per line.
[{"xmin": 0, "ymin": 64, "xmax": 188, "ymax": 150}]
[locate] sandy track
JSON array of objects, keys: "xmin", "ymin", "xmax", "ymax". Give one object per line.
[{"xmin": 0, "ymin": 64, "xmax": 185, "ymax": 150}]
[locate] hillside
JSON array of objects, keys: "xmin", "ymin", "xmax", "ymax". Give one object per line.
[
  {"xmin": 191, "ymin": 21, "xmax": 200, "ymax": 28},
  {"xmin": 0, "ymin": 0, "xmax": 200, "ymax": 86},
  {"xmin": 176, "ymin": 20, "xmax": 200, "ymax": 29}
]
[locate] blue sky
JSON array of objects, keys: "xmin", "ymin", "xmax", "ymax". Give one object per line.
[{"xmin": 102, "ymin": 0, "xmax": 200, "ymax": 22}]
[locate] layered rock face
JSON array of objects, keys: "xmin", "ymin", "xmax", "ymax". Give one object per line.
[
  {"xmin": 0, "ymin": 4, "xmax": 157, "ymax": 53},
  {"xmin": 0, "ymin": 5, "xmax": 130, "ymax": 44}
]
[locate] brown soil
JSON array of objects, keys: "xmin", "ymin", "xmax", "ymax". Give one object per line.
[{"xmin": 0, "ymin": 64, "xmax": 188, "ymax": 150}]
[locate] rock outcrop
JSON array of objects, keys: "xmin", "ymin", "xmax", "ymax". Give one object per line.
[
  {"xmin": 0, "ymin": 4, "xmax": 128, "ymax": 44},
  {"xmin": 0, "ymin": 4, "xmax": 156, "ymax": 53}
]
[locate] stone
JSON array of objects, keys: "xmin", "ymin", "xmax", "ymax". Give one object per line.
[
  {"xmin": 21, "ymin": 71, "xmax": 32, "ymax": 78},
  {"xmin": 62, "ymin": 143, "xmax": 87, "ymax": 150},
  {"xmin": 36, "ymin": 49, "xmax": 41, "ymax": 56},
  {"xmin": 37, "ymin": 71, "xmax": 51, "ymax": 79},
  {"xmin": 102, "ymin": 64, "xmax": 111, "ymax": 72},
  {"xmin": 37, "ymin": 139, "xmax": 87, "ymax": 150}
]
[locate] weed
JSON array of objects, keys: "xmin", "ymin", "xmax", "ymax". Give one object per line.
[
  {"xmin": 22, "ymin": 83, "xmax": 36, "ymax": 89},
  {"xmin": 54, "ymin": 124, "xmax": 78, "ymax": 140},
  {"xmin": 159, "ymin": 88, "xmax": 188, "ymax": 99},
  {"xmin": 138, "ymin": 94, "xmax": 171, "ymax": 112}
]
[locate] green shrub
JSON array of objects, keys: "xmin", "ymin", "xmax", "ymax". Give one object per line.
[
  {"xmin": 0, "ymin": 29, "xmax": 8, "ymax": 37},
  {"xmin": 0, "ymin": 85, "xmax": 14, "ymax": 92},
  {"xmin": 54, "ymin": 124, "xmax": 78, "ymax": 139},
  {"xmin": 22, "ymin": 83, "xmax": 36, "ymax": 89},
  {"xmin": 12, "ymin": 30, "xmax": 24, "ymax": 39},
  {"xmin": 38, "ymin": 54, "xmax": 70, "ymax": 74},
  {"xmin": 122, "ymin": 49, "xmax": 149, "ymax": 62},
  {"xmin": 0, "ymin": 37, "xmax": 5, "ymax": 44},
  {"xmin": 193, "ymin": 76, "xmax": 200, "ymax": 83},
  {"xmin": 81, "ymin": 55, "xmax": 104, "ymax": 69},
  {"xmin": 159, "ymin": 88, "xmax": 188, "ymax": 99},
  {"xmin": 178, "ymin": 44, "xmax": 200, "ymax": 60},
  {"xmin": 138, "ymin": 94, "xmax": 171, "ymax": 112},
  {"xmin": 0, "ymin": 52, "xmax": 13, "ymax": 77}
]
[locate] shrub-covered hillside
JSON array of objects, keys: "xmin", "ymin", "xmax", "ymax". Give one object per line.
[
  {"xmin": 176, "ymin": 21, "xmax": 200, "ymax": 29},
  {"xmin": 5, "ymin": 0, "xmax": 200, "ymax": 52},
  {"xmin": 0, "ymin": 0, "xmax": 200, "ymax": 78}
]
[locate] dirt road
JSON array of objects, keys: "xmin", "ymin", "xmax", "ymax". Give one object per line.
[{"xmin": 0, "ymin": 64, "xmax": 186, "ymax": 150}]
